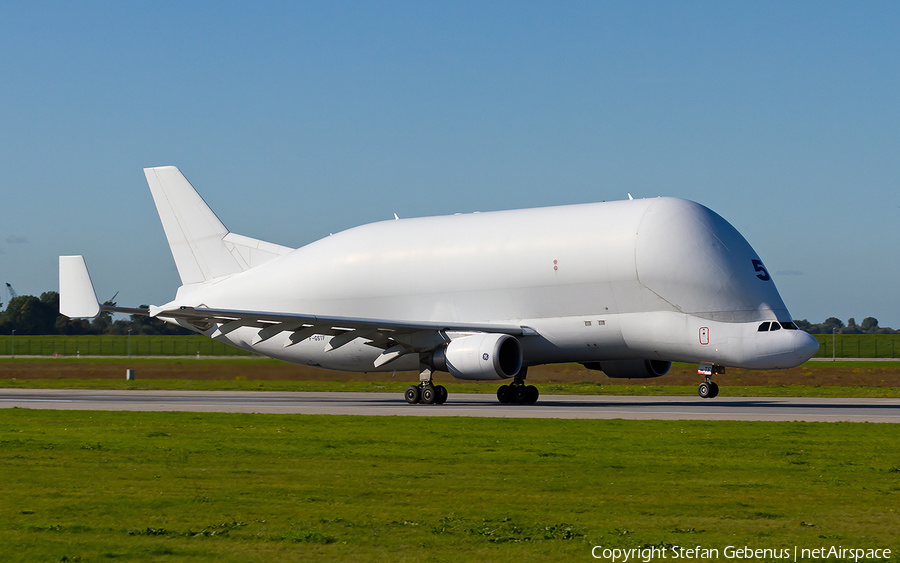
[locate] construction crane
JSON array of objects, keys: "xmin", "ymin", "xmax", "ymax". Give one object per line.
[{"xmin": 6, "ymin": 283, "xmax": 17, "ymax": 300}]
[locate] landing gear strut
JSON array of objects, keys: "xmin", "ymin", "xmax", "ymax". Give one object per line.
[
  {"xmin": 405, "ymin": 364, "xmax": 448, "ymax": 405},
  {"xmin": 697, "ymin": 363, "xmax": 722, "ymax": 399},
  {"xmin": 496, "ymin": 366, "xmax": 539, "ymax": 405}
]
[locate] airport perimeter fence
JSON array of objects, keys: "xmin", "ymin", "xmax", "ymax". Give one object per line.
[
  {"xmin": 811, "ymin": 334, "xmax": 899, "ymax": 359},
  {"xmin": 0, "ymin": 334, "xmax": 897, "ymax": 359},
  {"xmin": 0, "ymin": 335, "xmax": 254, "ymax": 357}
]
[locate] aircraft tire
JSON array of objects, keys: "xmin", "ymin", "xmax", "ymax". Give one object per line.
[
  {"xmin": 709, "ymin": 382, "xmax": 719, "ymax": 398},
  {"xmin": 421, "ymin": 384, "xmax": 436, "ymax": 404},
  {"xmin": 698, "ymin": 382, "xmax": 711, "ymax": 399},
  {"xmin": 525, "ymin": 385, "xmax": 539, "ymax": 404},
  {"xmin": 497, "ymin": 385, "xmax": 512, "ymax": 404},
  {"xmin": 434, "ymin": 385, "xmax": 448, "ymax": 404},
  {"xmin": 512, "ymin": 385, "xmax": 528, "ymax": 404},
  {"xmin": 405, "ymin": 385, "xmax": 421, "ymax": 404}
]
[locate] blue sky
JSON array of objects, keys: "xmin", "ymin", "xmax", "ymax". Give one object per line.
[{"xmin": 1, "ymin": 1, "xmax": 898, "ymax": 327}]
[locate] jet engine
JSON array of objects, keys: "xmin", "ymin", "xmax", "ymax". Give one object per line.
[
  {"xmin": 431, "ymin": 333, "xmax": 522, "ymax": 380},
  {"xmin": 589, "ymin": 359, "xmax": 671, "ymax": 379}
]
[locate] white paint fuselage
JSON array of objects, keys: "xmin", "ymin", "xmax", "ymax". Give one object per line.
[{"xmin": 166, "ymin": 197, "xmax": 818, "ymax": 372}]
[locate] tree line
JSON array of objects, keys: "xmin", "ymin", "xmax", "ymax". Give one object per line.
[
  {"xmin": 0, "ymin": 291, "xmax": 894, "ymax": 336},
  {"xmin": 794, "ymin": 317, "xmax": 896, "ymax": 335},
  {"xmin": 0, "ymin": 292, "xmax": 191, "ymax": 336}
]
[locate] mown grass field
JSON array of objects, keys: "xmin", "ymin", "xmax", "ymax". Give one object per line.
[
  {"xmin": 3, "ymin": 357, "xmax": 900, "ymax": 397},
  {"xmin": 3, "ymin": 376, "xmax": 900, "ymax": 399},
  {"xmin": 1, "ymin": 410, "xmax": 898, "ymax": 562},
  {"xmin": 812, "ymin": 334, "xmax": 900, "ymax": 359}
]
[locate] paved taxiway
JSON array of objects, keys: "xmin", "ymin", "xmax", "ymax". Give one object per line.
[{"xmin": 1, "ymin": 389, "xmax": 898, "ymax": 422}]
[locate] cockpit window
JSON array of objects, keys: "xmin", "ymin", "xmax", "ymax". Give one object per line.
[
  {"xmin": 770, "ymin": 322, "xmax": 781, "ymax": 331},
  {"xmin": 781, "ymin": 321, "xmax": 798, "ymax": 330},
  {"xmin": 758, "ymin": 322, "xmax": 771, "ymax": 332}
]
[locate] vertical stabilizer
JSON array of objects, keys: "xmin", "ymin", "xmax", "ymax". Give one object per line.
[{"xmin": 144, "ymin": 166, "xmax": 293, "ymax": 285}]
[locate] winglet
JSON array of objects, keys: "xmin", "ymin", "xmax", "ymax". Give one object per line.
[{"xmin": 59, "ymin": 255, "xmax": 101, "ymax": 318}]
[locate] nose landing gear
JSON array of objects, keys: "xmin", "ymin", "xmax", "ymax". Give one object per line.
[
  {"xmin": 697, "ymin": 363, "xmax": 723, "ymax": 399},
  {"xmin": 697, "ymin": 380, "xmax": 719, "ymax": 399}
]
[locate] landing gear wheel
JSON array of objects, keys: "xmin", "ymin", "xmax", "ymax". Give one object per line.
[
  {"xmin": 697, "ymin": 364, "xmax": 723, "ymax": 399},
  {"xmin": 698, "ymin": 382, "xmax": 712, "ymax": 399},
  {"xmin": 434, "ymin": 385, "xmax": 448, "ymax": 404},
  {"xmin": 497, "ymin": 385, "xmax": 512, "ymax": 404},
  {"xmin": 525, "ymin": 385, "xmax": 539, "ymax": 404},
  {"xmin": 421, "ymin": 384, "xmax": 436, "ymax": 404},
  {"xmin": 513, "ymin": 385, "xmax": 528, "ymax": 404},
  {"xmin": 405, "ymin": 385, "xmax": 421, "ymax": 404}
]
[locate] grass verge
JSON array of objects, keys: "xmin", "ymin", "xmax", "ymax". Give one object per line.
[
  {"xmin": 1, "ymin": 410, "xmax": 898, "ymax": 562},
  {"xmin": 2, "ymin": 377, "xmax": 900, "ymax": 398}
]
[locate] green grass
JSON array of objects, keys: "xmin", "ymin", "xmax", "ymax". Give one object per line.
[
  {"xmin": 3, "ymin": 356, "xmax": 900, "ymax": 397},
  {"xmin": 812, "ymin": 334, "xmax": 900, "ymax": 359},
  {"xmin": 3, "ymin": 376, "xmax": 900, "ymax": 398},
  {"xmin": 0, "ymin": 410, "xmax": 898, "ymax": 562}
]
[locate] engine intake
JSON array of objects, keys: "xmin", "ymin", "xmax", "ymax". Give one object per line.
[
  {"xmin": 590, "ymin": 359, "xmax": 671, "ymax": 379},
  {"xmin": 431, "ymin": 333, "xmax": 522, "ymax": 380}
]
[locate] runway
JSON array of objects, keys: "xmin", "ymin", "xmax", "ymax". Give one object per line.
[{"xmin": 1, "ymin": 389, "xmax": 898, "ymax": 422}]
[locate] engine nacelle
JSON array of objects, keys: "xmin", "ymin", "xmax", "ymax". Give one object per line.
[
  {"xmin": 596, "ymin": 359, "xmax": 671, "ymax": 379},
  {"xmin": 431, "ymin": 333, "xmax": 523, "ymax": 380}
]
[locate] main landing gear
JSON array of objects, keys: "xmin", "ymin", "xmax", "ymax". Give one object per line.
[
  {"xmin": 403, "ymin": 363, "xmax": 540, "ymax": 406},
  {"xmin": 496, "ymin": 367, "xmax": 539, "ymax": 405},
  {"xmin": 404, "ymin": 383, "xmax": 448, "ymax": 404},
  {"xmin": 697, "ymin": 363, "xmax": 723, "ymax": 399},
  {"xmin": 405, "ymin": 365, "xmax": 448, "ymax": 405}
]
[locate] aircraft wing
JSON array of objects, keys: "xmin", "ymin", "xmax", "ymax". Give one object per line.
[
  {"xmin": 65, "ymin": 252, "xmax": 537, "ymax": 370},
  {"xmin": 147, "ymin": 305, "xmax": 539, "ymax": 368}
]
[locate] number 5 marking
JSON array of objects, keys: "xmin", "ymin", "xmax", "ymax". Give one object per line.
[{"xmin": 752, "ymin": 259, "xmax": 770, "ymax": 281}]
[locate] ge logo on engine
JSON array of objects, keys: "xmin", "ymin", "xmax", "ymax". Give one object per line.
[{"xmin": 482, "ymin": 353, "xmax": 489, "ymax": 361}]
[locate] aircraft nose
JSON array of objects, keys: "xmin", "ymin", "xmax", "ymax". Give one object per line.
[{"xmin": 794, "ymin": 330, "xmax": 820, "ymax": 362}]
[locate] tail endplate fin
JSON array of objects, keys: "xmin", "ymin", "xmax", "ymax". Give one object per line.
[{"xmin": 59, "ymin": 255, "xmax": 100, "ymax": 318}]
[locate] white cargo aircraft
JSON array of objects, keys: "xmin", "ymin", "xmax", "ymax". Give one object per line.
[{"xmin": 60, "ymin": 166, "xmax": 818, "ymax": 405}]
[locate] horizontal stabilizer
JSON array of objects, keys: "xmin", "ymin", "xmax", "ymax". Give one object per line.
[{"xmin": 59, "ymin": 256, "xmax": 100, "ymax": 318}]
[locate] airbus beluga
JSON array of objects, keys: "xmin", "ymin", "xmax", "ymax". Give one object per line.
[{"xmin": 59, "ymin": 166, "xmax": 818, "ymax": 404}]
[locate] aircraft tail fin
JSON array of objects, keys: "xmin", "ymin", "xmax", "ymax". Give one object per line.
[
  {"xmin": 144, "ymin": 166, "xmax": 293, "ymax": 285},
  {"xmin": 59, "ymin": 255, "xmax": 100, "ymax": 318}
]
